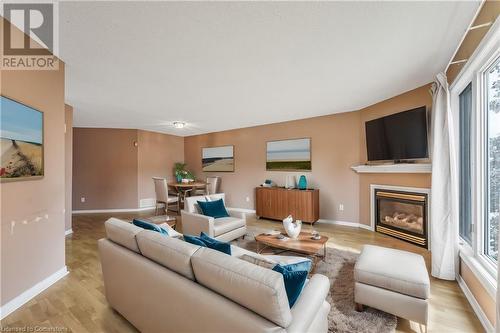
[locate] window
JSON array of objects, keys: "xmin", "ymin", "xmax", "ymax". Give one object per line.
[
  {"xmin": 459, "ymin": 83, "xmax": 472, "ymax": 245},
  {"xmin": 451, "ymin": 21, "xmax": 499, "ymax": 291},
  {"xmin": 484, "ymin": 57, "xmax": 500, "ymax": 262}
]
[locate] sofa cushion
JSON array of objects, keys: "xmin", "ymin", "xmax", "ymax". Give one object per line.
[
  {"xmin": 105, "ymin": 218, "xmax": 143, "ymax": 253},
  {"xmin": 213, "ymin": 217, "xmax": 246, "ymax": 237},
  {"xmin": 354, "ymin": 245, "xmax": 430, "ymax": 299},
  {"xmin": 183, "ymin": 233, "xmax": 232, "ymax": 255},
  {"xmin": 136, "ymin": 230, "xmax": 200, "ymax": 280},
  {"xmin": 191, "ymin": 247, "xmax": 292, "ymax": 328},
  {"xmin": 197, "ymin": 199, "xmax": 230, "ymax": 219},
  {"xmin": 200, "ymin": 232, "xmax": 231, "ymax": 255},
  {"xmin": 185, "ymin": 193, "xmax": 227, "ymax": 214},
  {"xmin": 272, "ymin": 264, "xmax": 308, "ymax": 307},
  {"xmin": 184, "ymin": 196, "xmax": 206, "ymax": 214},
  {"xmin": 133, "ymin": 218, "xmax": 169, "ymax": 235},
  {"xmin": 184, "ymin": 234, "xmax": 207, "ymax": 246},
  {"xmin": 239, "ymin": 254, "xmax": 277, "ymax": 269}
]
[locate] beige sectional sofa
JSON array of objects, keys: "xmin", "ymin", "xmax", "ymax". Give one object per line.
[{"xmin": 99, "ymin": 218, "xmax": 331, "ymax": 333}]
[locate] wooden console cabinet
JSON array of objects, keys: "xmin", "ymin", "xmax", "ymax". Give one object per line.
[{"xmin": 255, "ymin": 187, "xmax": 319, "ymax": 224}]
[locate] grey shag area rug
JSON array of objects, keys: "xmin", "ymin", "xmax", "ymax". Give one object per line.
[{"xmin": 235, "ymin": 234, "xmax": 397, "ymax": 333}]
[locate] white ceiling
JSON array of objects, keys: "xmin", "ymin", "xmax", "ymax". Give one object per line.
[{"xmin": 60, "ymin": 1, "xmax": 480, "ymax": 136}]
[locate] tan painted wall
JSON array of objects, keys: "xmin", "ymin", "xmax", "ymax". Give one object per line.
[
  {"xmin": 357, "ymin": 84, "xmax": 433, "ymax": 225},
  {"xmin": 460, "ymin": 259, "xmax": 496, "ymax": 325},
  {"xmin": 72, "ymin": 128, "xmax": 139, "ymax": 210},
  {"xmin": 184, "ymin": 84, "xmax": 432, "ymax": 223},
  {"xmin": 72, "ymin": 128, "xmax": 184, "ymax": 210},
  {"xmin": 65, "ymin": 105, "xmax": 73, "ymax": 231},
  {"xmin": 137, "ymin": 130, "xmax": 184, "ymax": 203},
  {"xmin": 447, "ymin": 1, "xmax": 500, "ymax": 84},
  {"xmin": 185, "ymin": 111, "xmax": 362, "ymax": 221},
  {"xmin": 0, "ymin": 19, "xmax": 66, "ymax": 305}
]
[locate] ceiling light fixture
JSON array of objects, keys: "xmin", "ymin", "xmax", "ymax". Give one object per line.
[{"xmin": 173, "ymin": 121, "xmax": 186, "ymax": 129}]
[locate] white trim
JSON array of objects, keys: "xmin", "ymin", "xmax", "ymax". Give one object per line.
[
  {"xmin": 369, "ymin": 184, "xmax": 431, "ymax": 239},
  {"xmin": 73, "ymin": 206, "xmax": 254, "ymax": 215},
  {"xmin": 139, "ymin": 198, "xmax": 156, "ymax": 208},
  {"xmin": 72, "ymin": 207, "xmax": 155, "ymax": 214},
  {"xmin": 450, "ymin": 16, "xmax": 500, "ymax": 303},
  {"xmin": 0, "ymin": 266, "xmax": 69, "ymax": 320},
  {"xmin": 65, "ymin": 228, "xmax": 73, "ymax": 236},
  {"xmin": 317, "ymin": 219, "xmax": 372, "ymax": 230},
  {"xmin": 227, "ymin": 207, "xmax": 256, "ymax": 214},
  {"xmin": 350, "ymin": 163, "xmax": 431, "ymax": 174},
  {"xmin": 457, "ymin": 275, "xmax": 495, "ymax": 333}
]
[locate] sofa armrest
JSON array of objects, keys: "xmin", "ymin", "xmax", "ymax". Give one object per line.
[
  {"xmin": 180, "ymin": 211, "xmax": 215, "ymax": 236},
  {"xmin": 286, "ymin": 274, "xmax": 330, "ymax": 333},
  {"xmin": 226, "ymin": 208, "xmax": 247, "ymax": 220}
]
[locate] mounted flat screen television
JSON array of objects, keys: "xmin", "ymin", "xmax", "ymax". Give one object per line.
[{"xmin": 365, "ymin": 106, "xmax": 428, "ymax": 162}]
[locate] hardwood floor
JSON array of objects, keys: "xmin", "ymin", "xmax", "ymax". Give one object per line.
[{"xmin": 1, "ymin": 211, "xmax": 483, "ymax": 332}]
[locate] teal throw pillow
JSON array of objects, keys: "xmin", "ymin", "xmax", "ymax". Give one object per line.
[
  {"xmin": 200, "ymin": 232, "xmax": 231, "ymax": 255},
  {"xmin": 133, "ymin": 219, "xmax": 169, "ymax": 236},
  {"xmin": 197, "ymin": 199, "xmax": 230, "ymax": 219},
  {"xmin": 272, "ymin": 264, "xmax": 308, "ymax": 308},
  {"xmin": 183, "ymin": 234, "xmax": 207, "ymax": 247}
]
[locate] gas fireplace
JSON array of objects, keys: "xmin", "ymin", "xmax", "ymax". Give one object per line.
[{"xmin": 374, "ymin": 188, "xmax": 428, "ymax": 248}]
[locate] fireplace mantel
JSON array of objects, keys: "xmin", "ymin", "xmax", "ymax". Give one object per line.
[{"xmin": 351, "ymin": 163, "xmax": 431, "ymax": 174}]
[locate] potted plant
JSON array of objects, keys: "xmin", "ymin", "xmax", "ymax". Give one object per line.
[{"xmin": 174, "ymin": 163, "xmax": 195, "ymax": 182}]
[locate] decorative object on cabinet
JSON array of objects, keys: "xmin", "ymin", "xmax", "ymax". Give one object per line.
[
  {"xmin": 285, "ymin": 175, "xmax": 296, "ymax": 189},
  {"xmin": 298, "ymin": 175, "xmax": 307, "ymax": 190}
]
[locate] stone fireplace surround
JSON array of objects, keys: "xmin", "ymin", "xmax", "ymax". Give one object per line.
[{"xmin": 370, "ymin": 184, "xmax": 431, "ymax": 249}]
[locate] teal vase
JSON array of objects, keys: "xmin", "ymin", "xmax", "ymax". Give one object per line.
[
  {"xmin": 176, "ymin": 174, "xmax": 182, "ymax": 182},
  {"xmin": 298, "ymin": 175, "xmax": 307, "ymax": 190}
]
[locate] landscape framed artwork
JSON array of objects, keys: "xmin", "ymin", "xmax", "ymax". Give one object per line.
[
  {"xmin": 0, "ymin": 96, "xmax": 44, "ymax": 182},
  {"xmin": 266, "ymin": 138, "xmax": 311, "ymax": 171},
  {"xmin": 202, "ymin": 145, "xmax": 234, "ymax": 172}
]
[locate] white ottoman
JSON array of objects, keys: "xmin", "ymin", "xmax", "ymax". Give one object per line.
[{"xmin": 354, "ymin": 245, "xmax": 430, "ymax": 329}]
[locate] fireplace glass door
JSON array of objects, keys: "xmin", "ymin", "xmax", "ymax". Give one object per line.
[{"xmin": 375, "ymin": 190, "xmax": 428, "ymax": 247}]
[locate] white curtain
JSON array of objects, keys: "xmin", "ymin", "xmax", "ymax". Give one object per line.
[{"xmin": 430, "ymin": 73, "xmax": 458, "ymax": 280}]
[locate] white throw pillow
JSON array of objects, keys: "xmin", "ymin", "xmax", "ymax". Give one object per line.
[{"xmin": 159, "ymin": 223, "xmax": 183, "ymax": 238}]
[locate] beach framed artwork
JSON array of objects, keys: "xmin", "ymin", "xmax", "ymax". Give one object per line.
[
  {"xmin": 266, "ymin": 138, "xmax": 311, "ymax": 171},
  {"xmin": 0, "ymin": 96, "xmax": 44, "ymax": 182},
  {"xmin": 202, "ymin": 145, "xmax": 234, "ymax": 172}
]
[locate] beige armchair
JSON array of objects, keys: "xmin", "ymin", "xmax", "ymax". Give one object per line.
[
  {"xmin": 153, "ymin": 177, "xmax": 180, "ymax": 214},
  {"xmin": 181, "ymin": 193, "xmax": 247, "ymax": 242}
]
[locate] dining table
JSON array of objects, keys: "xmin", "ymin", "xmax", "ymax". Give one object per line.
[{"xmin": 167, "ymin": 181, "xmax": 208, "ymax": 198}]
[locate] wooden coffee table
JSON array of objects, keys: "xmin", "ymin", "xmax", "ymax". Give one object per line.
[
  {"xmin": 255, "ymin": 232, "xmax": 329, "ymax": 270},
  {"xmin": 143, "ymin": 215, "xmax": 177, "ymax": 230}
]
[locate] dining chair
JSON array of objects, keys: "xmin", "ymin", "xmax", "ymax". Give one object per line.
[
  {"xmin": 206, "ymin": 176, "xmax": 221, "ymax": 194},
  {"xmin": 193, "ymin": 176, "xmax": 221, "ymax": 195},
  {"xmin": 153, "ymin": 177, "xmax": 180, "ymax": 215}
]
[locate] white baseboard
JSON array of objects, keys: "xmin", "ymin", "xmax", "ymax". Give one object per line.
[
  {"xmin": 317, "ymin": 219, "xmax": 373, "ymax": 231},
  {"xmin": 65, "ymin": 228, "xmax": 73, "ymax": 236},
  {"xmin": 228, "ymin": 207, "xmax": 256, "ymax": 214},
  {"xmin": 457, "ymin": 275, "xmax": 494, "ymax": 333},
  {"xmin": 0, "ymin": 266, "xmax": 69, "ymax": 320},
  {"xmin": 72, "ymin": 207, "xmax": 155, "ymax": 214}
]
